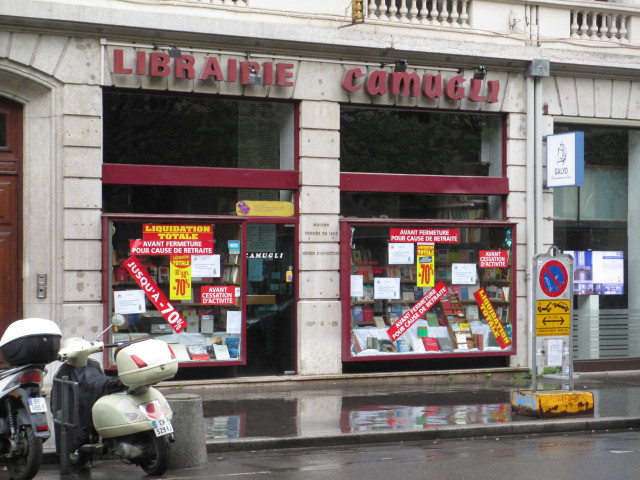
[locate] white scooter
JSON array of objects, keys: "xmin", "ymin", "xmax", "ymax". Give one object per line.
[
  {"xmin": 50, "ymin": 319, "xmax": 178, "ymax": 475},
  {"xmin": 0, "ymin": 318, "xmax": 62, "ymax": 480}
]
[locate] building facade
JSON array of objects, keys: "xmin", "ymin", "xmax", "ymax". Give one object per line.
[{"xmin": 1, "ymin": 0, "xmax": 640, "ymax": 377}]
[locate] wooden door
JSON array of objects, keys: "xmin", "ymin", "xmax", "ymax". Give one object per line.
[{"xmin": 0, "ymin": 98, "xmax": 23, "ymax": 346}]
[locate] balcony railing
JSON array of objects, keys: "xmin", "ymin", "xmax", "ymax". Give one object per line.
[
  {"xmin": 570, "ymin": 8, "xmax": 629, "ymax": 42},
  {"xmin": 154, "ymin": 0, "xmax": 639, "ymax": 46},
  {"xmin": 366, "ymin": 0, "xmax": 470, "ymax": 27}
]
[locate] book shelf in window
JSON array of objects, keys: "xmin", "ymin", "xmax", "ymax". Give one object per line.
[{"xmin": 345, "ymin": 221, "xmax": 515, "ymax": 360}]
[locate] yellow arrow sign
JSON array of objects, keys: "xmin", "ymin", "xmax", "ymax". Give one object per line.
[{"xmin": 536, "ymin": 300, "xmax": 571, "ymax": 336}]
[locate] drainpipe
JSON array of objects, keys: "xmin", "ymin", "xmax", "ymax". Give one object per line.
[{"xmin": 525, "ymin": 59, "xmax": 550, "ymax": 377}]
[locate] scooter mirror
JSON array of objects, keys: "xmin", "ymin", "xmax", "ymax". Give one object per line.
[{"xmin": 112, "ymin": 313, "xmax": 126, "ymax": 327}]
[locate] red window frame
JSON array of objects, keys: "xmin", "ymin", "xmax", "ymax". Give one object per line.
[
  {"xmin": 340, "ymin": 218, "xmax": 517, "ymax": 362},
  {"xmin": 101, "ymin": 92, "xmax": 301, "ymax": 370}
]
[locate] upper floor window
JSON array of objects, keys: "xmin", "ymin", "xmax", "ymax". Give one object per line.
[
  {"xmin": 340, "ymin": 106, "xmax": 503, "ymax": 177},
  {"xmin": 103, "ymin": 92, "xmax": 295, "ymax": 170}
]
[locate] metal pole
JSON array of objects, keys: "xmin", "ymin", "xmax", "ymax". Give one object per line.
[{"xmin": 53, "ymin": 377, "xmax": 79, "ymax": 475}]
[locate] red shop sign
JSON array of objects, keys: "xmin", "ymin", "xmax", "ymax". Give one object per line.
[{"xmin": 390, "ymin": 228, "xmax": 459, "ymax": 243}]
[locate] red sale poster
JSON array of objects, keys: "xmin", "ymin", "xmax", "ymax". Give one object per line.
[{"xmin": 122, "ymin": 256, "xmax": 186, "ymax": 333}]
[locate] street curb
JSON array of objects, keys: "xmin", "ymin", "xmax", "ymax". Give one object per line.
[
  {"xmin": 41, "ymin": 416, "xmax": 640, "ymax": 465},
  {"xmin": 205, "ymin": 416, "xmax": 640, "ymax": 453}
]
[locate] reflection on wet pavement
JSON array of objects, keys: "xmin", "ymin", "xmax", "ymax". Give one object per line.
[
  {"xmin": 344, "ymin": 403, "xmax": 512, "ymax": 432},
  {"xmin": 196, "ymin": 379, "xmax": 640, "ymax": 441}
]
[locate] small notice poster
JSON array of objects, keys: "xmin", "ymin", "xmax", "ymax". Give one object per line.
[
  {"xmin": 388, "ymin": 243, "xmax": 414, "ymax": 264},
  {"xmin": 374, "ymin": 277, "xmax": 400, "ymax": 300},
  {"xmin": 192, "ymin": 254, "xmax": 220, "ymax": 278},
  {"xmin": 114, "ymin": 289, "xmax": 146, "ymax": 314},
  {"xmin": 170, "ymin": 255, "xmax": 192, "ymax": 301},
  {"xmin": 416, "ymin": 244, "xmax": 435, "ymax": 288},
  {"xmin": 452, "ymin": 263, "xmax": 477, "ymax": 285}
]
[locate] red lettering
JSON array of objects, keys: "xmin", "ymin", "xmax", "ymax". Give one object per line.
[
  {"xmin": 136, "ymin": 51, "xmax": 146, "ymax": 75},
  {"xmin": 468, "ymin": 78, "xmax": 486, "ymax": 102},
  {"xmin": 422, "ymin": 74, "xmax": 443, "ymax": 99},
  {"xmin": 445, "ymin": 74, "xmax": 466, "ymax": 100},
  {"xmin": 276, "ymin": 63, "xmax": 294, "ymax": 86},
  {"xmin": 263, "ymin": 62, "xmax": 273, "ymax": 85},
  {"xmin": 174, "ymin": 55, "xmax": 195, "ymax": 79},
  {"xmin": 390, "ymin": 71, "xmax": 420, "ymax": 97},
  {"xmin": 366, "ymin": 70, "xmax": 388, "ymax": 96},
  {"xmin": 199, "ymin": 57, "xmax": 224, "ymax": 80},
  {"xmin": 149, "ymin": 52, "xmax": 170, "ymax": 77},
  {"xmin": 341, "ymin": 68, "xmax": 365, "ymax": 92},
  {"xmin": 227, "ymin": 59, "xmax": 238, "ymax": 82},
  {"xmin": 113, "ymin": 49, "xmax": 132, "ymax": 74},
  {"xmin": 487, "ymin": 80, "xmax": 500, "ymax": 103}
]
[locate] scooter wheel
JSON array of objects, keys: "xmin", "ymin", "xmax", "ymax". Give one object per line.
[
  {"xmin": 139, "ymin": 433, "xmax": 171, "ymax": 475},
  {"xmin": 5, "ymin": 426, "xmax": 42, "ymax": 480}
]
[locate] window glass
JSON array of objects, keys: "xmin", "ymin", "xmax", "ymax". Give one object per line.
[
  {"xmin": 108, "ymin": 220, "xmax": 244, "ymax": 366},
  {"xmin": 553, "ymin": 124, "xmax": 632, "ymax": 312},
  {"xmin": 341, "ymin": 193, "xmax": 503, "ymax": 220},
  {"xmin": 103, "ymin": 93, "xmax": 294, "ymax": 169},
  {"xmin": 340, "ymin": 107, "xmax": 503, "ymax": 176},
  {"xmin": 347, "ymin": 223, "xmax": 514, "ymax": 358}
]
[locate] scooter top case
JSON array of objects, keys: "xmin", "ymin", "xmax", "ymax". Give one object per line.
[
  {"xmin": 115, "ymin": 337, "xmax": 178, "ymax": 388},
  {"xmin": 0, "ymin": 318, "xmax": 61, "ymax": 365},
  {"xmin": 92, "ymin": 386, "xmax": 173, "ymax": 439}
]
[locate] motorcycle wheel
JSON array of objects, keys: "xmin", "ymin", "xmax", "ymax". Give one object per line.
[
  {"xmin": 6, "ymin": 426, "xmax": 42, "ymax": 480},
  {"xmin": 138, "ymin": 433, "xmax": 171, "ymax": 475}
]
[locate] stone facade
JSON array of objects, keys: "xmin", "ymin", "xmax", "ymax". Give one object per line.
[{"xmin": 2, "ymin": 0, "xmax": 640, "ymax": 376}]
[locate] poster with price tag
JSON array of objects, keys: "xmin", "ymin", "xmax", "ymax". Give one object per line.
[
  {"xmin": 416, "ymin": 245, "xmax": 435, "ymax": 288},
  {"xmin": 170, "ymin": 255, "xmax": 192, "ymax": 301}
]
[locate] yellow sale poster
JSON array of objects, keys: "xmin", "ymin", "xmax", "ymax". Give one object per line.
[
  {"xmin": 416, "ymin": 245, "xmax": 435, "ymax": 288},
  {"xmin": 170, "ymin": 255, "xmax": 192, "ymax": 301}
]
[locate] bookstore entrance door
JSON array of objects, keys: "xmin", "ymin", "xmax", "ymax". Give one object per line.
[{"xmin": 242, "ymin": 223, "xmax": 295, "ymax": 375}]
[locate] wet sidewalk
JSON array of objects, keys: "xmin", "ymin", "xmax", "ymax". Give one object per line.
[{"xmin": 157, "ymin": 369, "xmax": 640, "ymax": 452}]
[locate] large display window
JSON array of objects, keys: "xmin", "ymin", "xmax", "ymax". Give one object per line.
[
  {"xmin": 104, "ymin": 216, "xmax": 246, "ymax": 367},
  {"xmin": 341, "ymin": 219, "xmax": 516, "ymax": 361}
]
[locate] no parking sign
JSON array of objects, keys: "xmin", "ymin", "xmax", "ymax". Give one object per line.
[
  {"xmin": 533, "ymin": 247, "xmax": 573, "ymax": 336},
  {"xmin": 531, "ymin": 246, "xmax": 574, "ymax": 391}
]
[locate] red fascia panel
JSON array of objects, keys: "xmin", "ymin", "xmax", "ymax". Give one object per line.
[
  {"xmin": 103, "ymin": 164, "xmax": 299, "ymax": 190},
  {"xmin": 340, "ymin": 172, "xmax": 509, "ymax": 195}
]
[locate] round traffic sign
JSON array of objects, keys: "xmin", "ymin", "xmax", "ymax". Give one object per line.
[{"xmin": 539, "ymin": 260, "xmax": 568, "ymax": 298}]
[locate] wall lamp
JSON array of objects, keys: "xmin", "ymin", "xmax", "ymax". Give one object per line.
[
  {"xmin": 380, "ymin": 60, "xmax": 408, "ymax": 72},
  {"xmin": 246, "ymin": 52, "xmax": 262, "ymax": 85},
  {"xmin": 473, "ymin": 65, "xmax": 487, "ymax": 80},
  {"xmin": 168, "ymin": 43, "xmax": 182, "ymax": 58}
]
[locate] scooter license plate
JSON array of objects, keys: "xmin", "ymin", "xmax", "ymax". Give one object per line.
[
  {"xmin": 28, "ymin": 397, "xmax": 47, "ymax": 414},
  {"xmin": 152, "ymin": 417, "xmax": 173, "ymax": 437}
]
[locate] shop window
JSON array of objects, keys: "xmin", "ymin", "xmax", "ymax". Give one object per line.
[
  {"xmin": 340, "ymin": 107, "xmax": 503, "ymax": 177},
  {"xmin": 341, "ymin": 220, "xmax": 516, "ymax": 361},
  {"xmin": 107, "ymin": 219, "xmax": 245, "ymax": 367},
  {"xmin": 552, "ymin": 124, "xmax": 640, "ymax": 365},
  {"xmin": 103, "ymin": 92, "xmax": 294, "ymax": 170}
]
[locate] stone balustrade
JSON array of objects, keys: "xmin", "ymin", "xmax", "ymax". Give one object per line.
[
  {"xmin": 570, "ymin": 8, "xmax": 630, "ymax": 43},
  {"xmin": 153, "ymin": 0, "xmax": 640, "ymax": 46},
  {"xmin": 366, "ymin": 0, "xmax": 470, "ymax": 27}
]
